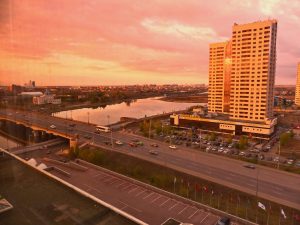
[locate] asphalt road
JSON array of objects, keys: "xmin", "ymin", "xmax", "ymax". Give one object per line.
[
  {"xmin": 40, "ymin": 158, "xmax": 233, "ymax": 225},
  {"xmin": 1, "ymin": 109, "xmax": 300, "ymax": 210}
]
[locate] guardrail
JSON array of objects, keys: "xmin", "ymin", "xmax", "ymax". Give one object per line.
[{"xmin": 76, "ymin": 159, "xmax": 258, "ymax": 225}]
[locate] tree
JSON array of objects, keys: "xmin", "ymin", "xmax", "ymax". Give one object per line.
[
  {"xmin": 209, "ymin": 133, "xmax": 216, "ymax": 141},
  {"xmin": 280, "ymin": 132, "xmax": 292, "ymax": 146},
  {"xmin": 238, "ymin": 136, "xmax": 248, "ymax": 150}
]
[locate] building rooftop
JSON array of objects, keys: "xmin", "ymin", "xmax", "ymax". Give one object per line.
[{"xmin": 0, "ymin": 153, "xmax": 138, "ymax": 225}]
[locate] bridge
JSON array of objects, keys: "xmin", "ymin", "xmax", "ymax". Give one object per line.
[{"xmin": 0, "ymin": 108, "xmax": 300, "ymax": 211}]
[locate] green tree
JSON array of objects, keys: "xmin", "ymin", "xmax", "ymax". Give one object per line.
[
  {"xmin": 238, "ymin": 136, "xmax": 248, "ymax": 150},
  {"xmin": 280, "ymin": 132, "xmax": 292, "ymax": 146}
]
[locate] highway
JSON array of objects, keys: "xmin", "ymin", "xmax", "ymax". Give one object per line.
[{"xmin": 1, "ymin": 108, "xmax": 300, "ymax": 210}]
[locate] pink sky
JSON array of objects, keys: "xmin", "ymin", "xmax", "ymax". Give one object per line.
[{"xmin": 0, "ymin": 0, "xmax": 299, "ymax": 86}]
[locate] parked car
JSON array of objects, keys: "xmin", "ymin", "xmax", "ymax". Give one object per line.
[
  {"xmin": 287, "ymin": 159, "xmax": 294, "ymax": 165},
  {"xmin": 129, "ymin": 142, "xmax": 138, "ymax": 147},
  {"xmin": 50, "ymin": 125, "xmax": 56, "ymax": 129},
  {"xmin": 216, "ymin": 217, "xmax": 230, "ymax": 225},
  {"xmin": 115, "ymin": 140, "xmax": 123, "ymax": 145},
  {"xmin": 239, "ymin": 151, "xmax": 245, "ymax": 156},
  {"xmin": 169, "ymin": 145, "xmax": 177, "ymax": 149},
  {"xmin": 150, "ymin": 143, "xmax": 159, "ymax": 147}
]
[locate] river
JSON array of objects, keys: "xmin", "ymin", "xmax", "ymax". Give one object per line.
[{"xmin": 52, "ymin": 97, "xmax": 201, "ymax": 125}]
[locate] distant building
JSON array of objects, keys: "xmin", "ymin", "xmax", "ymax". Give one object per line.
[
  {"xmin": 295, "ymin": 63, "xmax": 300, "ymax": 106},
  {"xmin": 33, "ymin": 93, "xmax": 61, "ymax": 105},
  {"xmin": 9, "ymin": 84, "xmax": 23, "ymax": 95},
  {"xmin": 20, "ymin": 92, "xmax": 43, "ymax": 97},
  {"xmin": 24, "ymin": 80, "xmax": 36, "ymax": 88}
]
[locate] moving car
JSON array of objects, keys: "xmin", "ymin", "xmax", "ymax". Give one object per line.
[
  {"xmin": 149, "ymin": 150, "xmax": 158, "ymax": 155},
  {"xmin": 169, "ymin": 145, "xmax": 177, "ymax": 149},
  {"xmin": 243, "ymin": 164, "xmax": 256, "ymax": 169}
]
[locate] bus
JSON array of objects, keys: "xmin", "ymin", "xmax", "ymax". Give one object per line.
[{"xmin": 95, "ymin": 125, "xmax": 111, "ymax": 133}]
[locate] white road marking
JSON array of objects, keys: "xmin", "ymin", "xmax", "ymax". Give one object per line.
[
  {"xmin": 135, "ymin": 189, "xmax": 146, "ymax": 197},
  {"xmin": 160, "ymin": 198, "xmax": 170, "ymax": 207},
  {"xmin": 109, "ymin": 179, "xmax": 121, "ymax": 185},
  {"xmin": 128, "ymin": 186, "xmax": 139, "ymax": 193},
  {"xmin": 143, "ymin": 192, "xmax": 154, "ymax": 200},
  {"xmin": 188, "ymin": 208, "xmax": 199, "ymax": 219},
  {"xmin": 117, "ymin": 200, "xmax": 142, "ymax": 213},
  {"xmin": 178, "ymin": 205, "xmax": 188, "ymax": 215},
  {"xmin": 151, "ymin": 195, "xmax": 161, "ymax": 203},
  {"xmin": 168, "ymin": 202, "xmax": 178, "ymax": 211},
  {"xmin": 83, "ymin": 184, "xmax": 102, "ymax": 194},
  {"xmin": 200, "ymin": 212, "xmax": 210, "ymax": 224},
  {"xmin": 122, "ymin": 184, "xmax": 135, "ymax": 191},
  {"xmin": 116, "ymin": 181, "xmax": 126, "ymax": 188}
]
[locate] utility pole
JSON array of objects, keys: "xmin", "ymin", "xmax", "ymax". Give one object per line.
[
  {"xmin": 87, "ymin": 112, "xmax": 90, "ymax": 124},
  {"xmin": 199, "ymin": 129, "xmax": 202, "ymax": 150},
  {"xmin": 255, "ymin": 168, "xmax": 259, "ymax": 223},
  {"xmin": 277, "ymin": 142, "xmax": 281, "ymax": 169}
]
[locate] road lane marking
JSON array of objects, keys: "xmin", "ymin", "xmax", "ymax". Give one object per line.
[
  {"xmin": 122, "ymin": 184, "xmax": 135, "ymax": 191},
  {"xmin": 178, "ymin": 205, "xmax": 188, "ymax": 215},
  {"xmin": 116, "ymin": 181, "xmax": 126, "ymax": 188},
  {"xmin": 200, "ymin": 212, "xmax": 210, "ymax": 224},
  {"xmin": 83, "ymin": 184, "xmax": 102, "ymax": 194},
  {"xmin": 117, "ymin": 200, "xmax": 142, "ymax": 213},
  {"xmin": 109, "ymin": 179, "xmax": 121, "ymax": 185},
  {"xmin": 128, "ymin": 186, "xmax": 139, "ymax": 193},
  {"xmin": 143, "ymin": 192, "xmax": 154, "ymax": 200},
  {"xmin": 104, "ymin": 177, "xmax": 117, "ymax": 184},
  {"xmin": 151, "ymin": 195, "xmax": 161, "ymax": 203},
  {"xmin": 168, "ymin": 202, "xmax": 178, "ymax": 211},
  {"xmin": 102, "ymin": 176, "xmax": 113, "ymax": 182},
  {"xmin": 188, "ymin": 208, "xmax": 199, "ymax": 219},
  {"xmin": 160, "ymin": 198, "xmax": 170, "ymax": 207},
  {"xmin": 135, "ymin": 189, "xmax": 146, "ymax": 197}
]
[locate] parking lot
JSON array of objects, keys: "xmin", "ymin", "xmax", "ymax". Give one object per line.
[
  {"xmin": 44, "ymin": 159, "xmax": 241, "ymax": 225},
  {"xmin": 153, "ymin": 130, "xmax": 300, "ymax": 168}
]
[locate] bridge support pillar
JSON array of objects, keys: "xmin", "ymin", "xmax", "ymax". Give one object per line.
[{"xmin": 70, "ymin": 138, "xmax": 78, "ymax": 149}]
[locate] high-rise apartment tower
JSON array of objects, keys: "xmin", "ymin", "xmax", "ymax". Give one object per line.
[
  {"xmin": 229, "ymin": 20, "xmax": 277, "ymax": 122},
  {"xmin": 208, "ymin": 41, "xmax": 232, "ymax": 113}
]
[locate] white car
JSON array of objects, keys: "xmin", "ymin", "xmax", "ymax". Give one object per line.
[
  {"xmin": 115, "ymin": 140, "xmax": 123, "ymax": 145},
  {"xmin": 169, "ymin": 145, "xmax": 177, "ymax": 149},
  {"xmin": 50, "ymin": 125, "xmax": 56, "ymax": 129}
]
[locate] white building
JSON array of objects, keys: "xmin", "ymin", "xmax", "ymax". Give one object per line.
[{"xmin": 33, "ymin": 94, "xmax": 61, "ymax": 105}]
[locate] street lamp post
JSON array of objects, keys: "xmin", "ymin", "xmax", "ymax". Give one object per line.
[
  {"xmin": 277, "ymin": 142, "xmax": 281, "ymax": 169},
  {"xmin": 255, "ymin": 168, "xmax": 260, "ymax": 223}
]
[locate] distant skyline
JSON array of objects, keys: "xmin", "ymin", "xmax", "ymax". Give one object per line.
[{"xmin": 1, "ymin": 0, "xmax": 300, "ymax": 86}]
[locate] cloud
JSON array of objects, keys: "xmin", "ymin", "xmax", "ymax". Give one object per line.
[
  {"xmin": 141, "ymin": 18, "xmax": 226, "ymax": 42},
  {"xmin": 0, "ymin": 0, "xmax": 299, "ymax": 85}
]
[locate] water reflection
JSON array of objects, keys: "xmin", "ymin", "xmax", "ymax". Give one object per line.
[{"xmin": 53, "ymin": 97, "xmax": 199, "ymax": 125}]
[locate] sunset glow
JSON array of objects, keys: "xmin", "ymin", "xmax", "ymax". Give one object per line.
[{"xmin": 0, "ymin": 0, "xmax": 299, "ymax": 86}]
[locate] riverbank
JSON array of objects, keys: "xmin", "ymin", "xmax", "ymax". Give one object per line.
[{"xmin": 158, "ymin": 94, "xmax": 208, "ymax": 103}]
